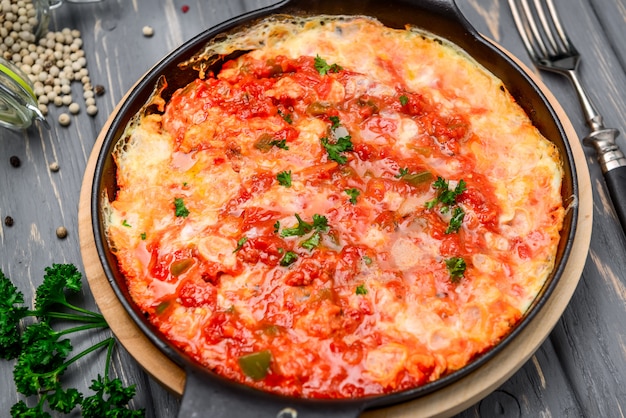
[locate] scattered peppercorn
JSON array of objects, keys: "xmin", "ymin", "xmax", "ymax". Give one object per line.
[
  {"xmin": 142, "ymin": 26, "xmax": 154, "ymax": 37},
  {"xmin": 181, "ymin": 5, "xmax": 190, "ymax": 13},
  {"xmin": 56, "ymin": 226, "xmax": 68, "ymax": 239},
  {"xmin": 49, "ymin": 161, "xmax": 60, "ymax": 172},
  {"xmin": 94, "ymin": 84, "xmax": 105, "ymax": 96},
  {"xmin": 4, "ymin": 216, "xmax": 14, "ymax": 227},
  {"xmin": 9, "ymin": 156, "xmax": 21, "ymax": 168},
  {"xmin": 58, "ymin": 113, "xmax": 71, "ymax": 126}
]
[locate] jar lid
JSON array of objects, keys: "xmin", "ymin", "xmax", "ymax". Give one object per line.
[{"xmin": 0, "ymin": 58, "xmax": 49, "ymax": 130}]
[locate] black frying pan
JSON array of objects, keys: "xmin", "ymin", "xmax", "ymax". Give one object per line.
[{"xmin": 91, "ymin": 0, "xmax": 579, "ymax": 416}]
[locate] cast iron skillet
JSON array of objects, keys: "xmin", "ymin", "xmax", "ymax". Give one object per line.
[{"xmin": 91, "ymin": 0, "xmax": 579, "ymax": 416}]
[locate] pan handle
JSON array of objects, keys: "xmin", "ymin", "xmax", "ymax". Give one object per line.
[{"xmin": 178, "ymin": 368, "xmax": 365, "ymax": 418}]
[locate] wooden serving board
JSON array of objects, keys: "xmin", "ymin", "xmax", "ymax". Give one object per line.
[{"xmin": 78, "ymin": 47, "xmax": 593, "ymax": 417}]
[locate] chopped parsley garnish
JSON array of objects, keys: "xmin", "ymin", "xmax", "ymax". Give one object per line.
[
  {"xmin": 122, "ymin": 220, "xmax": 131, "ymax": 228},
  {"xmin": 280, "ymin": 214, "xmax": 328, "ymax": 238},
  {"xmin": 356, "ymin": 284, "xmax": 368, "ymax": 295},
  {"xmin": 329, "ymin": 115, "xmax": 341, "ymax": 130},
  {"xmin": 314, "ymin": 55, "xmax": 343, "ymax": 75},
  {"xmin": 363, "ymin": 256, "xmax": 373, "ymax": 265},
  {"xmin": 446, "ymin": 206, "xmax": 465, "ymax": 234},
  {"xmin": 345, "ymin": 188, "xmax": 360, "ymax": 204},
  {"xmin": 280, "ymin": 251, "xmax": 299, "ymax": 266},
  {"xmin": 273, "ymin": 221, "xmax": 280, "ymax": 233},
  {"xmin": 426, "ymin": 177, "xmax": 466, "ymax": 209},
  {"xmin": 280, "ymin": 214, "xmax": 313, "ymax": 237},
  {"xmin": 233, "ymin": 237, "xmax": 248, "ymax": 253},
  {"xmin": 445, "ymin": 257, "xmax": 467, "ymax": 283},
  {"xmin": 399, "ymin": 95, "xmax": 409, "ymax": 106},
  {"xmin": 395, "ymin": 167, "xmax": 410, "ymax": 178},
  {"xmin": 321, "ymin": 135, "xmax": 353, "ymax": 164},
  {"xmin": 174, "ymin": 197, "xmax": 190, "ymax": 218},
  {"xmin": 278, "ymin": 110, "xmax": 293, "ymax": 124},
  {"xmin": 301, "ymin": 232, "xmax": 321, "ymax": 250},
  {"xmin": 425, "ymin": 177, "xmax": 466, "ymax": 234},
  {"xmin": 140, "ymin": 232, "xmax": 147, "ymax": 240},
  {"xmin": 277, "ymin": 170, "xmax": 292, "ymax": 187},
  {"xmin": 311, "ymin": 214, "xmax": 329, "ymax": 231}
]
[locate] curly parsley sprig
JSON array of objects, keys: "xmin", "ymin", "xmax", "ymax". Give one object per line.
[{"xmin": 0, "ymin": 265, "xmax": 144, "ymax": 417}]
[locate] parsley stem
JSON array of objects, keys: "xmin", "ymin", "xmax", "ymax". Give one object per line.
[
  {"xmin": 104, "ymin": 336, "xmax": 115, "ymax": 382},
  {"xmin": 62, "ymin": 337, "xmax": 116, "ymax": 371},
  {"xmin": 57, "ymin": 302, "xmax": 105, "ymax": 318},
  {"xmin": 39, "ymin": 311, "xmax": 106, "ymax": 323},
  {"xmin": 57, "ymin": 321, "xmax": 110, "ymax": 337}
]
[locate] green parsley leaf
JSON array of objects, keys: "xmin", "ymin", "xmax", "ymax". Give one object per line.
[
  {"xmin": 273, "ymin": 221, "xmax": 280, "ymax": 234},
  {"xmin": 233, "ymin": 237, "xmax": 248, "ymax": 253},
  {"xmin": 329, "ymin": 115, "xmax": 341, "ymax": 130},
  {"xmin": 425, "ymin": 177, "xmax": 466, "ymax": 209},
  {"xmin": 356, "ymin": 284, "xmax": 368, "ymax": 295},
  {"xmin": 345, "ymin": 188, "xmax": 360, "ymax": 204},
  {"xmin": 445, "ymin": 257, "xmax": 466, "ymax": 283},
  {"xmin": 362, "ymin": 256, "xmax": 373, "ymax": 265},
  {"xmin": 277, "ymin": 170, "xmax": 292, "ymax": 187},
  {"xmin": 314, "ymin": 55, "xmax": 343, "ymax": 75},
  {"xmin": 301, "ymin": 232, "xmax": 321, "ymax": 250},
  {"xmin": 140, "ymin": 232, "xmax": 147, "ymax": 240},
  {"xmin": 35, "ymin": 264, "xmax": 83, "ymax": 317},
  {"xmin": 278, "ymin": 110, "xmax": 293, "ymax": 124},
  {"xmin": 122, "ymin": 220, "xmax": 131, "ymax": 228},
  {"xmin": 446, "ymin": 206, "xmax": 465, "ymax": 234},
  {"xmin": 174, "ymin": 197, "xmax": 190, "ymax": 218},
  {"xmin": 321, "ymin": 134, "xmax": 353, "ymax": 164},
  {"xmin": 82, "ymin": 375, "xmax": 144, "ymax": 417},
  {"xmin": 280, "ymin": 251, "xmax": 299, "ymax": 267},
  {"xmin": 280, "ymin": 214, "xmax": 329, "ymax": 238},
  {"xmin": 399, "ymin": 95, "xmax": 409, "ymax": 106},
  {"xmin": 0, "ymin": 270, "xmax": 28, "ymax": 359},
  {"xmin": 312, "ymin": 214, "xmax": 329, "ymax": 232},
  {"xmin": 395, "ymin": 167, "xmax": 410, "ymax": 178},
  {"xmin": 280, "ymin": 214, "xmax": 313, "ymax": 237}
]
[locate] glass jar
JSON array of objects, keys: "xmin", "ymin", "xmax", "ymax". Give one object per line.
[{"xmin": 0, "ymin": 57, "xmax": 47, "ymax": 130}]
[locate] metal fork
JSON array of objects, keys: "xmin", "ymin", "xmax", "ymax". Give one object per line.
[{"xmin": 509, "ymin": 0, "xmax": 626, "ymax": 231}]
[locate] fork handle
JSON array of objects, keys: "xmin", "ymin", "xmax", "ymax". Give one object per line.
[
  {"xmin": 584, "ymin": 128, "xmax": 626, "ymax": 231},
  {"xmin": 604, "ymin": 166, "xmax": 626, "ymax": 233}
]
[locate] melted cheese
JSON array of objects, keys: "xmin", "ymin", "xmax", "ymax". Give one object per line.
[{"xmin": 105, "ymin": 16, "xmax": 564, "ymax": 399}]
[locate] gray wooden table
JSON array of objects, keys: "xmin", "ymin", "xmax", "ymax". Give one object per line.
[{"xmin": 1, "ymin": 0, "xmax": 625, "ymax": 416}]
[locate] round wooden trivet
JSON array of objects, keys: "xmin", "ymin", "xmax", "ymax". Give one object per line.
[{"xmin": 78, "ymin": 49, "xmax": 593, "ymax": 417}]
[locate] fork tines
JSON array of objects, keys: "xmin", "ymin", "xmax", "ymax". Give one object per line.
[{"xmin": 508, "ymin": 0, "xmax": 578, "ymax": 65}]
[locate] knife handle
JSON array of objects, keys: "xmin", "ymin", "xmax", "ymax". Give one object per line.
[{"xmin": 604, "ymin": 165, "xmax": 626, "ymax": 233}]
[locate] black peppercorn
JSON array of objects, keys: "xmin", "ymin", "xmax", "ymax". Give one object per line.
[
  {"xmin": 4, "ymin": 216, "xmax": 14, "ymax": 226},
  {"xmin": 9, "ymin": 156, "xmax": 21, "ymax": 168},
  {"xmin": 94, "ymin": 85, "xmax": 105, "ymax": 96}
]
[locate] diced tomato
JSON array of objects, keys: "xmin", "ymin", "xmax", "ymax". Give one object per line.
[
  {"xmin": 236, "ymin": 235, "xmax": 284, "ymax": 266},
  {"xmin": 178, "ymin": 279, "xmax": 217, "ymax": 308}
]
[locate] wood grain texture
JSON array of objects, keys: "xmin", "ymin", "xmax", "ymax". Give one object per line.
[{"xmin": 1, "ymin": 0, "xmax": 624, "ymax": 416}]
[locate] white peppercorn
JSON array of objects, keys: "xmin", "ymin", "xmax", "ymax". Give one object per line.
[
  {"xmin": 142, "ymin": 25, "xmax": 154, "ymax": 37},
  {"xmin": 68, "ymin": 102, "xmax": 79, "ymax": 114},
  {"xmin": 58, "ymin": 113, "xmax": 70, "ymax": 126}
]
